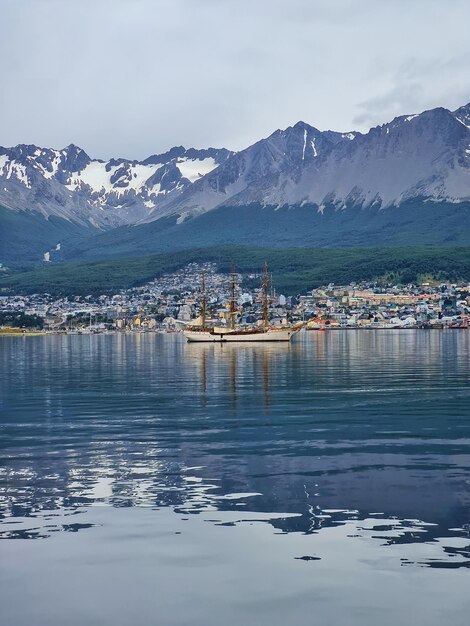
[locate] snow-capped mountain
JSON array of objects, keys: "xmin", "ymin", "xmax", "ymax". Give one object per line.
[
  {"xmin": 151, "ymin": 122, "xmax": 359, "ymax": 221},
  {"xmin": 157, "ymin": 105, "xmax": 470, "ymax": 220},
  {"xmin": 290, "ymin": 106, "xmax": 470, "ymax": 210},
  {"xmin": 454, "ymin": 103, "xmax": 470, "ymax": 129},
  {"xmin": 0, "ymin": 144, "xmax": 232, "ymax": 228},
  {"xmin": 2, "ymin": 101, "xmax": 470, "ymax": 265},
  {"xmin": 2, "ymin": 103, "xmax": 468, "ymax": 232}
]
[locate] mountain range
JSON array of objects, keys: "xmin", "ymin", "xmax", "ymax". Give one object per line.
[{"xmin": 1, "ymin": 102, "xmax": 469, "ymax": 266}]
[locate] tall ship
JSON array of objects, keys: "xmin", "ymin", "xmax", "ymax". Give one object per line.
[{"xmin": 184, "ymin": 262, "xmax": 300, "ymax": 343}]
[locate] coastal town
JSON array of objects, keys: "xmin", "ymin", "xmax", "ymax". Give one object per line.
[{"xmin": 1, "ymin": 262, "xmax": 470, "ymax": 334}]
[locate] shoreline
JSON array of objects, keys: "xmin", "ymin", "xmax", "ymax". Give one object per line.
[{"xmin": 1, "ymin": 327, "xmax": 469, "ymax": 337}]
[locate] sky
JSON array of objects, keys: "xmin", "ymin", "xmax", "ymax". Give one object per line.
[{"xmin": 1, "ymin": 0, "xmax": 469, "ymax": 160}]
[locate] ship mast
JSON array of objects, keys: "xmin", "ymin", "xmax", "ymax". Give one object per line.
[
  {"xmin": 201, "ymin": 272, "xmax": 206, "ymax": 330},
  {"xmin": 263, "ymin": 260, "xmax": 269, "ymax": 329},
  {"xmin": 229, "ymin": 260, "xmax": 237, "ymax": 330}
]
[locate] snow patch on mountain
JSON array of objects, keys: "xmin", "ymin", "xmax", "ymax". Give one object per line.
[
  {"xmin": 67, "ymin": 161, "xmax": 162, "ymax": 195},
  {"xmin": 0, "ymin": 158, "xmax": 31, "ymax": 188},
  {"xmin": 176, "ymin": 157, "xmax": 218, "ymax": 182},
  {"xmin": 0, "ymin": 144, "xmax": 232, "ymax": 229},
  {"xmin": 454, "ymin": 103, "xmax": 470, "ymax": 129}
]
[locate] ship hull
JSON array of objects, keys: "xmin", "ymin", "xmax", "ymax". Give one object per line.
[{"xmin": 184, "ymin": 328, "xmax": 297, "ymax": 342}]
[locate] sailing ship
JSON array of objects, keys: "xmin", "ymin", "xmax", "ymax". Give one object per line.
[{"xmin": 184, "ymin": 262, "xmax": 300, "ymax": 342}]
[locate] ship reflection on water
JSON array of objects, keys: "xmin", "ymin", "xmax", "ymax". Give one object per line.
[
  {"xmin": 0, "ymin": 332, "xmax": 470, "ymax": 625},
  {"xmin": 194, "ymin": 343, "xmax": 274, "ymax": 418}
]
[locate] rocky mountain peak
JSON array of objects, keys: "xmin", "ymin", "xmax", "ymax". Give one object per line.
[{"xmin": 453, "ymin": 102, "xmax": 470, "ymax": 129}]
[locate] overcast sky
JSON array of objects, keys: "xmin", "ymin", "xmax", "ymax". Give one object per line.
[{"xmin": 1, "ymin": 0, "xmax": 469, "ymax": 159}]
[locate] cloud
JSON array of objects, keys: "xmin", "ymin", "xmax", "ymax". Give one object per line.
[
  {"xmin": 0, "ymin": 0, "xmax": 469, "ymax": 159},
  {"xmin": 353, "ymin": 54, "xmax": 470, "ymax": 127}
]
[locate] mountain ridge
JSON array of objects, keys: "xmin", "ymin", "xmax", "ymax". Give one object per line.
[
  {"xmin": 158, "ymin": 105, "xmax": 470, "ymax": 220},
  {"xmin": 0, "ymin": 143, "xmax": 232, "ymax": 228},
  {"xmin": 1, "ymin": 101, "xmax": 469, "ymax": 265}
]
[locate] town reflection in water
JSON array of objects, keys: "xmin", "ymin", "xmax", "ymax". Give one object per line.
[{"xmin": 0, "ymin": 332, "xmax": 469, "ymax": 570}]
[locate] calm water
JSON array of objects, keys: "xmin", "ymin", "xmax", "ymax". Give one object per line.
[{"xmin": 1, "ymin": 331, "xmax": 469, "ymax": 625}]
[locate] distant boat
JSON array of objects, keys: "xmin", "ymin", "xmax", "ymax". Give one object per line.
[
  {"xmin": 305, "ymin": 318, "xmax": 326, "ymax": 331},
  {"xmin": 184, "ymin": 262, "xmax": 301, "ymax": 343}
]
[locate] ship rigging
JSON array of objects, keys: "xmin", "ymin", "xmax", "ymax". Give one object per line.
[{"xmin": 183, "ymin": 261, "xmax": 300, "ymax": 343}]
